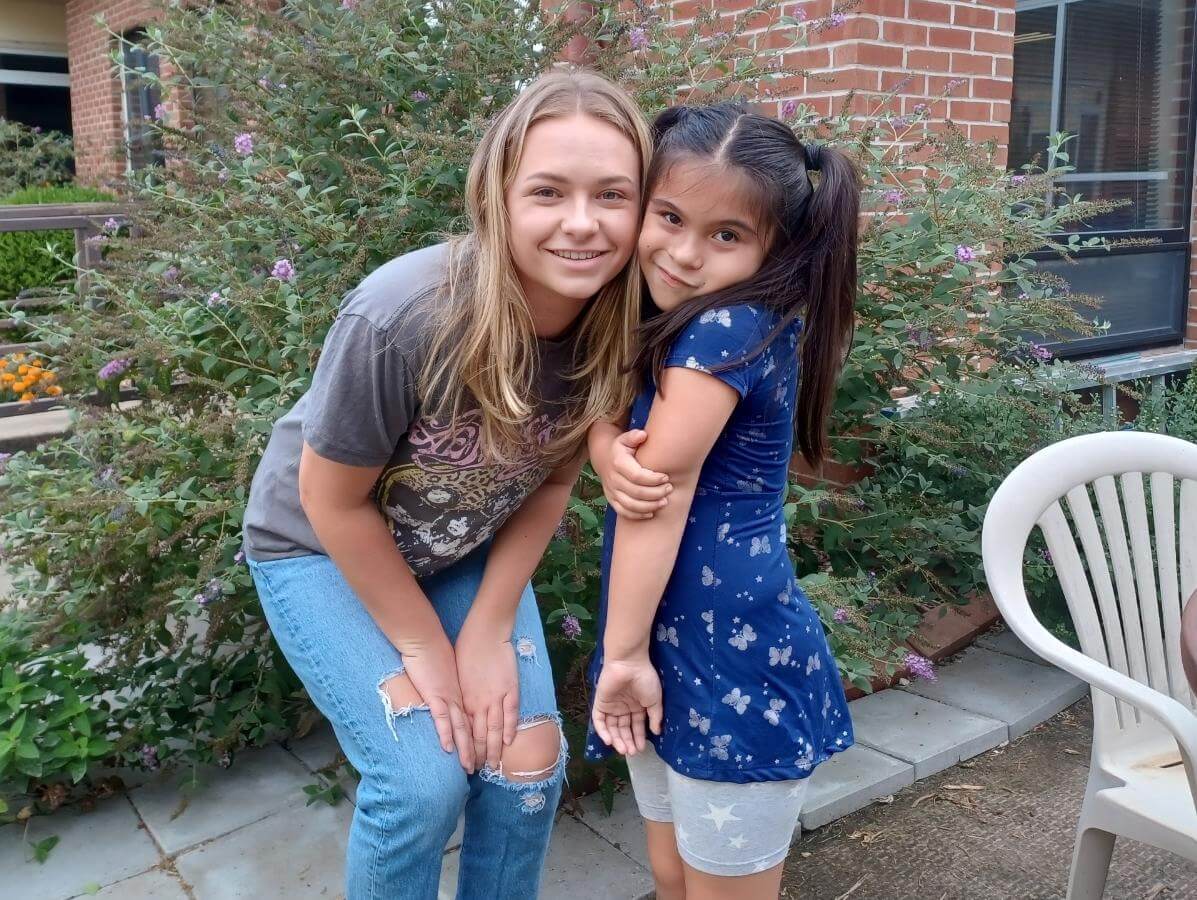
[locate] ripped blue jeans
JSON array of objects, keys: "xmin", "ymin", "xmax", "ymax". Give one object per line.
[{"xmin": 248, "ymin": 545, "xmax": 564, "ymax": 900}]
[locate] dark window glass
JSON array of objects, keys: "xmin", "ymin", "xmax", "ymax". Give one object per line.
[
  {"xmin": 121, "ymin": 31, "xmax": 164, "ymax": 171},
  {"xmin": 1010, "ymin": 9, "xmax": 1058, "ymax": 170}
]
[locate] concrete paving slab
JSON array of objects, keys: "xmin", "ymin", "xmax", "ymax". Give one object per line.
[
  {"xmin": 849, "ymin": 689, "xmax": 1008, "ymax": 779},
  {"xmin": 974, "ymin": 627, "xmax": 1050, "ymax": 666},
  {"xmin": 286, "ymin": 723, "xmax": 358, "ymax": 806},
  {"xmin": 570, "ymin": 787, "xmax": 650, "ymax": 870},
  {"xmin": 83, "ymin": 867, "xmax": 190, "ymax": 899},
  {"xmin": 439, "ymin": 812, "xmax": 652, "ymax": 899},
  {"xmin": 174, "ymin": 797, "xmax": 352, "ymax": 898},
  {"xmin": 800, "ymin": 745, "xmax": 914, "ymax": 830},
  {"xmin": 130, "ymin": 744, "xmax": 314, "ymax": 855},
  {"xmin": 541, "ymin": 813, "xmax": 654, "ymax": 900},
  {"xmin": 0, "ymin": 797, "xmax": 161, "ymax": 900},
  {"xmin": 902, "ymin": 646, "xmax": 1088, "ymax": 738}
]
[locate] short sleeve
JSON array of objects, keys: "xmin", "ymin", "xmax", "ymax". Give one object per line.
[
  {"xmin": 301, "ymin": 313, "xmax": 419, "ymax": 466},
  {"xmin": 663, "ymin": 305, "xmax": 766, "ymax": 398}
]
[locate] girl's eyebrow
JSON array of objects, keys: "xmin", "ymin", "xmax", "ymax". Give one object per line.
[
  {"xmin": 649, "ymin": 197, "xmax": 759, "ymax": 237},
  {"xmin": 524, "ymin": 171, "xmax": 637, "ymax": 188}
]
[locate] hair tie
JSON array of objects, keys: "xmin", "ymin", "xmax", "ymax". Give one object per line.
[{"xmin": 804, "ymin": 142, "xmax": 825, "ymax": 172}]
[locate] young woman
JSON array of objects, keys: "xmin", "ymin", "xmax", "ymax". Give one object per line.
[
  {"xmin": 242, "ymin": 70, "xmax": 652, "ymax": 900},
  {"xmin": 587, "ymin": 103, "xmax": 862, "ymax": 900}
]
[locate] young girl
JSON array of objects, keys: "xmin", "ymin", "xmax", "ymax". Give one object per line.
[
  {"xmin": 242, "ymin": 71, "xmax": 651, "ymax": 900},
  {"xmin": 587, "ymin": 103, "xmax": 861, "ymax": 899}
]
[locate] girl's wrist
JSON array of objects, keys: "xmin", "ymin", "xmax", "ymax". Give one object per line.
[{"xmin": 603, "ymin": 636, "xmax": 651, "ymax": 663}]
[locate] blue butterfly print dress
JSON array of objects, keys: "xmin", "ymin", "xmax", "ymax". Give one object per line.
[{"xmin": 586, "ymin": 303, "xmax": 854, "ymax": 783}]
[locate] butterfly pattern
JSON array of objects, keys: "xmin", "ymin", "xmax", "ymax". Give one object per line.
[{"xmin": 585, "ymin": 304, "xmax": 854, "ymax": 783}]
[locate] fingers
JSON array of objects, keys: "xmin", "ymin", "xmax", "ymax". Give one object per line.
[
  {"xmin": 648, "ymin": 699, "xmax": 664, "ymax": 736},
  {"xmin": 502, "ymin": 690, "xmax": 519, "ymax": 748},
  {"xmin": 592, "ymin": 710, "xmax": 612, "ymax": 748},
  {"xmin": 613, "ymin": 489, "xmax": 669, "ymax": 516},
  {"xmin": 427, "ymin": 696, "xmax": 456, "ymax": 756},
  {"xmin": 485, "ymin": 702, "xmax": 504, "ymax": 771},
  {"xmin": 614, "ymin": 429, "xmax": 649, "ymax": 449},
  {"xmin": 613, "ymin": 713, "xmax": 634, "ymax": 756},
  {"xmin": 631, "ymin": 710, "xmax": 646, "ymax": 754},
  {"xmin": 448, "ymin": 702, "xmax": 474, "ymax": 773},
  {"xmin": 472, "ymin": 710, "xmax": 488, "ymax": 772},
  {"xmin": 612, "ymin": 455, "xmax": 672, "ymax": 493}
]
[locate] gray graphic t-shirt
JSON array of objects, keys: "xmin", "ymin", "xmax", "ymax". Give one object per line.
[{"xmin": 242, "ymin": 243, "xmax": 580, "ymax": 576}]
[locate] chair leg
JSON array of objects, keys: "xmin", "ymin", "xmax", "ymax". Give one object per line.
[{"xmin": 1067, "ymin": 826, "xmax": 1116, "ymax": 900}]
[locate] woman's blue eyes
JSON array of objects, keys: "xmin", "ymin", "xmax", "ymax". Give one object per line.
[{"xmin": 531, "ymin": 188, "xmax": 626, "ymax": 201}]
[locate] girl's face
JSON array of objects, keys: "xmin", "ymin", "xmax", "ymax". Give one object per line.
[
  {"xmin": 505, "ymin": 114, "xmax": 641, "ymax": 318},
  {"xmin": 638, "ymin": 158, "xmax": 769, "ymax": 312}
]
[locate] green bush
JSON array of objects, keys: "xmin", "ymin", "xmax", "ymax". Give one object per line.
[
  {"xmin": 0, "ymin": 0, "xmax": 1129, "ymax": 816},
  {"xmin": 0, "ymin": 120, "xmax": 74, "ymax": 197},
  {"xmin": 0, "ymin": 186, "xmax": 117, "ymax": 302}
]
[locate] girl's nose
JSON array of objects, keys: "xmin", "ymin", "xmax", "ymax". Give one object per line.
[{"xmin": 670, "ymin": 236, "xmax": 702, "ymax": 270}]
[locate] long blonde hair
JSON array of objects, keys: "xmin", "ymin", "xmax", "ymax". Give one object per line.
[{"xmin": 421, "ymin": 70, "xmax": 652, "ymax": 467}]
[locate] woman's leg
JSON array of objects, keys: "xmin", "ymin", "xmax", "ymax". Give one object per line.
[
  {"xmin": 626, "ymin": 744, "xmax": 687, "ymax": 900},
  {"xmin": 250, "ymin": 555, "xmax": 470, "ymax": 900},
  {"xmin": 448, "ymin": 581, "xmax": 566, "ymax": 900}
]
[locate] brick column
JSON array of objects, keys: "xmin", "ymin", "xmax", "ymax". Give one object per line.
[{"xmin": 65, "ymin": 0, "xmax": 163, "ymax": 190}]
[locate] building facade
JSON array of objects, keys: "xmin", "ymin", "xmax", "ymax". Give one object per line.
[{"xmin": 1, "ymin": 0, "xmax": 1194, "ymax": 360}]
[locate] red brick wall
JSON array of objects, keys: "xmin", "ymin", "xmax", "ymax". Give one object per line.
[{"xmin": 65, "ymin": 0, "xmax": 163, "ymax": 190}]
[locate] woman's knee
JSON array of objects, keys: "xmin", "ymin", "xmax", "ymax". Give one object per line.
[{"xmin": 481, "ymin": 715, "xmax": 567, "ymax": 815}]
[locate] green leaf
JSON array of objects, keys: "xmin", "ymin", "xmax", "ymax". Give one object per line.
[{"xmin": 31, "ymin": 835, "xmax": 59, "ymax": 864}]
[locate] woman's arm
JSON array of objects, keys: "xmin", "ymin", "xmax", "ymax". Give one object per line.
[
  {"xmin": 456, "ymin": 449, "xmax": 587, "ymax": 768},
  {"xmin": 298, "ymin": 443, "xmax": 475, "ymax": 770},
  {"xmin": 601, "ymin": 369, "xmax": 739, "ymax": 659}
]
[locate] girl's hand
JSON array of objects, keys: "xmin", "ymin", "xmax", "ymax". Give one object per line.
[
  {"xmin": 597, "ymin": 429, "xmax": 673, "ymax": 520},
  {"xmin": 591, "ymin": 656, "xmax": 663, "ymax": 756},
  {"xmin": 396, "ymin": 632, "xmax": 476, "ymax": 772},
  {"xmin": 455, "ymin": 620, "xmax": 520, "ymax": 772}
]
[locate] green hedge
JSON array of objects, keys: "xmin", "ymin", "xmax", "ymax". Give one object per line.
[{"xmin": 0, "ymin": 186, "xmax": 116, "ymax": 301}]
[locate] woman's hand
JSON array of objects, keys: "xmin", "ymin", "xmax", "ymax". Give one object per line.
[
  {"xmin": 594, "ymin": 429, "xmax": 673, "ymax": 520},
  {"xmin": 455, "ymin": 619, "xmax": 520, "ymax": 772},
  {"xmin": 395, "ymin": 632, "xmax": 476, "ymax": 772},
  {"xmin": 591, "ymin": 656, "xmax": 663, "ymax": 756}
]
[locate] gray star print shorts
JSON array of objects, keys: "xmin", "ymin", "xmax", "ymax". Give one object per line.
[{"xmin": 626, "ymin": 742, "xmax": 810, "ymax": 876}]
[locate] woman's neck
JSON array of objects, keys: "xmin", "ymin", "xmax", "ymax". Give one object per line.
[{"xmin": 522, "ymin": 282, "xmax": 591, "ymax": 340}]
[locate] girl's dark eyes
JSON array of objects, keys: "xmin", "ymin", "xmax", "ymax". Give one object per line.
[
  {"xmin": 661, "ymin": 211, "xmax": 682, "ymax": 226},
  {"xmin": 714, "ymin": 229, "xmax": 739, "ymax": 243}
]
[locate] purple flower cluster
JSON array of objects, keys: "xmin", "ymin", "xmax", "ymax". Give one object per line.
[
  {"xmin": 163, "ymin": 265, "xmax": 180, "ymax": 283},
  {"xmin": 140, "ymin": 744, "xmax": 160, "ymax": 771},
  {"xmin": 98, "ymin": 357, "xmax": 131, "ymax": 381},
  {"xmin": 905, "ymin": 652, "xmax": 937, "ymax": 682},
  {"xmin": 561, "ymin": 614, "xmax": 582, "ymax": 640},
  {"xmin": 629, "ymin": 26, "xmax": 649, "ymax": 50},
  {"xmin": 1040, "ymin": 547, "xmax": 1053, "ymax": 565},
  {"xmin": 1010, "ymin": 174, "xmax": 1027, "ymax": 186},
  {"xmin": 833, "ymin": 608, "xmax": 849, "ymax": 623},
  {"xmin": 103, "ymin": 217, "xmax": 121, "ymax": 233},
  {"xmin": 411, "ymin": 90, "xmax": 430, "ymax": 103},
  {"xmin": 1030, "ymin": 343, "xmax": 1053, "ymax": 362},
  {"xmin": 904, "ymin": 324, "xmax": 934, "ymax": 349},
  {"xmin": 954, "ymin": 244, "xmax": 977, "ymax": 263},
  {"xmin": 195, "ymin": 578, "xmax": 222, "ymax": 607},
  {"xmin": 234, "ymin": 132, "xmax": 254, "ymax": 156},
  {"xmin": 207, "ymin": 290, "xmax": 224, "ymax": 307},
  {"xmin": 781, "ymin": 99, "xmax": 798, "ymax": 118},
  {"xmin": 828, "ymin": 12, "xmax": 847, "ymax": 26},
  {"xmin": 234, "ymin": 549, "xmax": 246, "ymax": 565},
  {"xmin": 340, "ymin": 0, "xmax": 358, "ymax": 9},
  {"xmin": 883, "ymin": 188, "xmax": 905, "ymax": 205},
  {"xmin": 271, "ymin": 258, "xmax": 296, "ymax": 282},
  {"xmin": 153, "ymin": 103, "xmax": 167, "ymax": 122},
  {"xmin": 0, "ymin": 452, "xmax": 11, "ymax": 475}
]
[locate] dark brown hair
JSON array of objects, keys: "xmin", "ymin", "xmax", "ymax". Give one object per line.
[{"xmin": 634, "ymin": 102, "xmax": 861, "ymax": 468}]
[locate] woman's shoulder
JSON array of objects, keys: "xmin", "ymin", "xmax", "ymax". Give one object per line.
[{"xmin": 337, "ymin": 242, "xmax": 450, "ymax": 332}]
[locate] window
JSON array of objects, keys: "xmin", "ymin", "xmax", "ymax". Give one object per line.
[
  {"xmin": 120, "ymin": 31, "xmax": 164, "ymax": 172},
  {"xmin": 1011, "ymin": 0, "xmax": 1197, "ymax": 357},
  {"xmin": 0, "ymin": 50, "xmax": 71, "ymax": 134}
]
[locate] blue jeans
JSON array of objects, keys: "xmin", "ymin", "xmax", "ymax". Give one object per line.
[{"xmin": 248, "ymin": 546, "xmax": 564, "ymax": 900}]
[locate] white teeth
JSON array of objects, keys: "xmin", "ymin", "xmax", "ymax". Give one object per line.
[{"xmin": 551, "ymin": 250, "xmax": 603, "ymax": 260}]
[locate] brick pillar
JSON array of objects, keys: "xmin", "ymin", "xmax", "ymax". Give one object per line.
[{"xmin": 65, "ymin": 0, "xmax": 164, "ymax": 191}]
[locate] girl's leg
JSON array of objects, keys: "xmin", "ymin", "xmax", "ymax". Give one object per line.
[
  {"xmin": 418, "ymin": 567, "xmax": 566, "ymax": 900},
  {"xmin": 627, "ymin": 744, "xmax": 687, "ymax": 900},
  {"xmin": 666, "ymin": 768, "xmax": 808, "ymax": 900},
  {"xmin": 250, "ymin": 556, "xmax": 469, "ymax": 900}
]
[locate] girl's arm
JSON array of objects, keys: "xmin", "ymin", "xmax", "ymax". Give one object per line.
[
  {"xmin": 298, "ymin": 443, "xmax": 475, "ymax": 771},
  {"xmin": 601, "ymin": 369, "xmax": 739, "ymax": 660},
  {"xmin": 456, "ymin": 449, "xmax": 587, "ymax": 768},
  {"xmin": 588, "ymin": 417, "xmax": 673, "ymax": 520}
]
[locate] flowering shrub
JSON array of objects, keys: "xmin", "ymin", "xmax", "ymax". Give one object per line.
[
  {"xmin": 0, "ymin": 120, "xmax": 74, "ymax": 196},
  {"xmin": 0, "ymin": 353, "xmax": 62, "ymax": 404},
  {"xmin": 0, "ymin": 0, "xmax": 1130, "ymax": 814}
]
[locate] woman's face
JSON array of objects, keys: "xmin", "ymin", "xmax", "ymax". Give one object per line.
[
  {"xmin": 505, "ymin": 114, "xmax": 641, "ymax": 322},
  {"xmin": 638, "ymin": 158, "xmax": 769, "ymax": 312}
]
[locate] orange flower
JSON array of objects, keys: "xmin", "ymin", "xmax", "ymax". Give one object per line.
[
  {"xmin": 39, "ymin": 371, "xmax": 56, "ymax": 383},
  {"xmin": 12, "ymin": 352, "xmax": 25, "ymax": 362},
  {"xmin": 27, "ymin": 367, "xmax": 42, "ymax": 379},
  {"xmin": 1, "ymin": 373, "xmax": 15, "ymax": 385},
  {"xmin": 19, "ymin": 392, "xmax": 35, "ymax": 403},
  {"xmin": 46, "ymin": 385, "xmax": 63, "ymax": 396},
  {"xmin": 17, "ymin": 364, "xmax": 28, "ymax": 376}
]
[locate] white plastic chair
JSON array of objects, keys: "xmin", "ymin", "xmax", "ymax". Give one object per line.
[{"xmin": 982, "ymin": 431, "xmax": 1197, "ymax": 899}]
